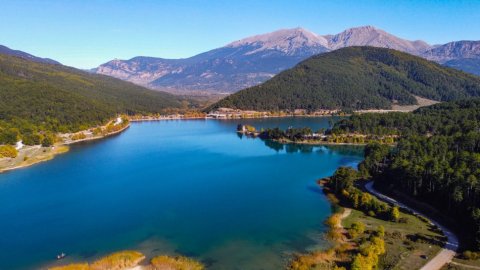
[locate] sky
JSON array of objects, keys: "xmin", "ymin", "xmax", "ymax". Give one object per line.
[{"xmin": 1, "ymin": 0, "xmax": 479, "ymax": 69}]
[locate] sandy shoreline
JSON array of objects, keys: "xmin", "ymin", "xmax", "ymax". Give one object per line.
[
  {"xmin": 0, "ymin": 145, "xmax": 69, "ymax": 174},
  {"xmin": 63, "ymin": 123, "xmax": 130, "ymax": 145}
]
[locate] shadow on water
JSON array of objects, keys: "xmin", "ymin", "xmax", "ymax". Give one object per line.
[
  {"xmin": 306, "ymin": 185, "xmax": 323, "ymax": 195},
  {"xmin": 259, "ymin": 137, "xmax": 365, "ymax": 157},
  {"xmin": 264, "ymin": 140, "xmax": 284, "ymax": 152},
  {"xmin": 79, "ymin": 250, "xmax": 98, "ymax": 260}
]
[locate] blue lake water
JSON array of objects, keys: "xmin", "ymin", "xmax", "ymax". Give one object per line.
[{"xmin": 0, "ymin": 118, "xmax": 363, "ymax": 270}]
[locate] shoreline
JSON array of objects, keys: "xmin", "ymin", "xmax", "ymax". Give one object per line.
[
  {"xmin": 0, "ymin": 122, "xmax": 131, "ymax": 174},
  {"xmin": 296, "ymin": 178, "xmax": 451, "ymax": 269},
  {"xmin": 0, "ymin": 116, "xmax": 366, "ymax": 174},
  {"xmin": 239, "ymin": 132, "xmax": 394, "ymax": 147},
  {"xmin": 63, "ymin": 122, "xmax": 130, "ymax": 145},
  {"xmin": 0, "ymin": 145, "xmax": 69, "ymax": 174},
  {"xmin": 128, "ymin": 114, "xmax": 343, "ymax": 122}
]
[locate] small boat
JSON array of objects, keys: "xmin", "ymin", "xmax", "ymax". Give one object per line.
[{"xmin": 56, "ymin": 252, "xmax": 66, "ymax": 260}]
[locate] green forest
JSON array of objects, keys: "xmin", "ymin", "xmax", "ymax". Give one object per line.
[
  {"xmin": 335, "ymin": 99, "xmax": 480, "ymax": 250},
  {"xmin": 211, "ymin": 47, "xmax": 480, "ymax": 111},
  {"xmin": 0, "ymin": 54, "xmax": 182, "ymax": 145}
]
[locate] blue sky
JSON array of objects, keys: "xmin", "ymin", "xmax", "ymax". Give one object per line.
[{"xmin": 1, "ymin": 0, "xmax": 479, "ymax": 69}]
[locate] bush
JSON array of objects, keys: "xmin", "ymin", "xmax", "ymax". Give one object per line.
[
  {"xmin": 390, "ymin": 206, "xmax": 400, "ymax": 222},
  {"xmin": 91, "ymin": 250, "xmax": 144, "ymax": 269},
  {"xmin": 462, "ymin": 250, "xmax": 479, "ymax": 260},
  {"xmin": 349, "ymin": 221, "xmax": 366, "ymax": 238},
  {"xmin": 377, "ymin": 226, "xmax": 385, "ymax": 238},
  {"xmin": 42, "ymin": 134, "xmax": 55, "ymax": 147},
  {"xmin": 71, "ymin": 133, "xmax": 87, "ymax": 140},
  {"xmin": 22, "ymin": 132, "xmax": 43, "ymax": 145},
  {"xmin": 399, "ymin": 217, "xmax": 409, "ymax": 223},
  {"xmin": 0, "ymin": 145, "xmax": 18, "ymax": 158},
  {"xmin": 0, "ymin": 128, "xmax": 20, "ymax": 145}
]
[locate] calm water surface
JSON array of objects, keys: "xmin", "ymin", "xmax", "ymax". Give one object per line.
[{"xmin": 0, "ymin": 118, "xmax": 363, "ymax": 270}]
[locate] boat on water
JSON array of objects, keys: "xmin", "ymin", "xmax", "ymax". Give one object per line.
[{"xmin": 56, "ymin": 252, "xmax": 66, "ymax": 260}]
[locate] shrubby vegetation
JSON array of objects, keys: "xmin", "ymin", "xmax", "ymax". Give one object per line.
[
  {"xmin": 328, "ymin": 167, "xmax": 398, "ymax": 222},
  {"xmin": 0, "ymin": 54, "xmax": 181, "ymax": 145},
  {"xmin": 259, "ymin": 127, "xmax": 313, "ymax": 141},
  {"xmin": 150, "ymin": 255, "xmax": 204, "ymax": 270},
  {"xmin": 49, "ymin": 250, "xmax": 204, "ymax": 270},
  {"xmin": 0, "ymin": 145, "xmax": 17, "ymax": 158},
  {"xmin": 211, "ymin": 47, "xmax": 480, "ymax": 111}
]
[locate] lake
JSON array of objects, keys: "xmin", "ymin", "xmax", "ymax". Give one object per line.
[{"xmin": 0, "ymin": 118, "xmax": 363, "ymax": 270}]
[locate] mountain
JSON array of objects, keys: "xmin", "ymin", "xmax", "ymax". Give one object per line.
[
  {"xmin": 209, "ymin": 47, "xmax": 480, "ymax": 111},
  {"xmin": 326, "ymin": 26, "xmax": 430, "ymax": 55},
  {"xmin": 421, "ymin": 41, "xmax": 480, "ymax": 75},
  {"xmin": 0, "ymin": 53, "xmax": 181, "ymax": 138},
  {"xmin": 0, "ymin": 44, "xmax": 60, "ymax": 65},
  {"xmin": 96, "ymin": 28, "xmax": 330, "ymax": 94},
  {"xmin": 96, "ymin": 26, "xmax": 480, "ymax": 94}
]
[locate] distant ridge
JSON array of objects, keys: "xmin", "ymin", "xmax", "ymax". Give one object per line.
[
  {"xmin": 95, "ymin": 26, "xmax": 480, "ymax": 94},
  {"xmin": 0, "ymin": 44, "xmax": 60, "ymax": 65},
  {"xmin": 210, "ymin": 47, "xmax": 480, "ymax": 111}
]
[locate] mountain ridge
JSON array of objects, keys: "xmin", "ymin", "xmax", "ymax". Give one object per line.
[
  {"xmin": 95, "ymin": 26, "xmax": 480, "ymax": 94},
  {"xmin": 0, "ymin": 44, "xmax": 60, "ymax": 65}
]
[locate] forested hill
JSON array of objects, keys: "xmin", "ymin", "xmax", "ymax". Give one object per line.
[
  {"xmin": 0, "ymin": 54, "xmax": 181, "ymax": 142},
  {"xmin": 336, "ymin": 98, "xmax": 480, "ymax": 249},
  {"xmin": 210, "ymin": 47, "xmax": 480, "ymax": 111},
  {"xmin": 332, "ymin": 98, "xmax": 480, "ymax": 136}
]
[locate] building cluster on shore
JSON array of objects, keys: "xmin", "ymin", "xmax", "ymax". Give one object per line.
[{"xmin": 208, "ymin": 107, "xmax": 341, "ymax": 119}]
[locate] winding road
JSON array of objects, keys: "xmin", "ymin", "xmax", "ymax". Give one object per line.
[{"xmin": 364, "ymin": 182, "xmax": 459, "ymax": 270}]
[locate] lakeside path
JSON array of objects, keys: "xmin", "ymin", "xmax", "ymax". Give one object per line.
[{"xmin": 364, "ymin": 181, "xmax": 459, "ymax": 270}]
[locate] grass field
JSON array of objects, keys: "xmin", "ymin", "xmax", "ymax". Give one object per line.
[
  {"xmin": 443, "ymin": 257, "xmax": 480, "ymax": 269},
  {"xmin": 343, "ymin": 208, "xmax": 445, "ymax": 270}
]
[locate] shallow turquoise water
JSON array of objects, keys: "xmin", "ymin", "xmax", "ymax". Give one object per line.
[{"xmin": 0, "ymin": 118, "xmax": 363, "ymax": 270}]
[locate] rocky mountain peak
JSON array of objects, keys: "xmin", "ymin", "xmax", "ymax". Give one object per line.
[
  {"xmin": 227, "ymin": 27, "xmax": 329, "ymax": 55},
  {"xmin": 326, "ymin": 25, "xmax": 431, "ymax": 54}
]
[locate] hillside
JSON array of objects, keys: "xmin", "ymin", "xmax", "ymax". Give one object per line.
[
  {"xmin": 0, "ymin": 54, "xmax": 181, "ymax": 143},
  {"xmin": 210, "ymin": 47, "xmax": 480, "ymax": 111},
  {"xmin": 0, "ymin": 44, "xmax": 60, "ymax": 65},
  {"xmin": 331, "ymin": 98, "xmax": 480, "ymax": 249},
  {"xmin": 444, "ymin": 58, "xmax": 480, "ymax": 76}
]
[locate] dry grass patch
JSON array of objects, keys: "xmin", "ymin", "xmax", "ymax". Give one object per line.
[
  {"xmin": 150, "ymin": 255, "xmax": 204, "ymax": 270},
  {"xmin": 90, "ymin": 250, "xmax": 144, "ymax": 270},
  {"xmin": 49, "ymin": 263, "xmax": 90, "ymax": 270}
]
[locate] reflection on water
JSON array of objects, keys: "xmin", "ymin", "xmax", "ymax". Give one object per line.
[{"xmin": 261, "ymin": 137, "xmax": 365, "ymax": 157}]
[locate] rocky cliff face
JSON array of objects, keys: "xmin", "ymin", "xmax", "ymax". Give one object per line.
[{"xmin": 95, "ymin": 26, "xmax": 480, "ymax": 94}]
